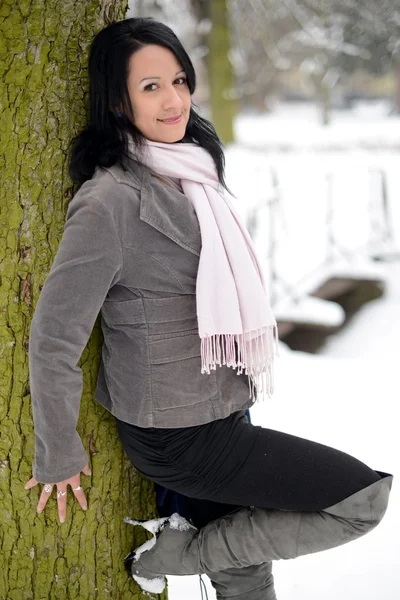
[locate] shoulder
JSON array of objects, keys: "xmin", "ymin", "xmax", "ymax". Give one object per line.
[{"xmin": 73, "ymin": 158, "xmax": 150, "ymax": 213}]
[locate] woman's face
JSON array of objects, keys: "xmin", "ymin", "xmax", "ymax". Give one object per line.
[{"xmin": 127, "ymin": 44, "xmax": 191, "ymax": 143}]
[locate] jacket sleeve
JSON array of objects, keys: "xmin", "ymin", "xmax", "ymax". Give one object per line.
[{"xmin": 29, "ymin": 190, "xmax": 123, "ymax": 483}]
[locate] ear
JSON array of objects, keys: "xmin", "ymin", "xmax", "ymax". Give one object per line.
[{"xmin": 109, "ymin": 105, "xmax": 124, "ymax": 118}]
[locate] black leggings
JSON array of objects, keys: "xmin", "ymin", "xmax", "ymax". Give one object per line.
[{"xmin": 116, "ymin": 410, "xmax": 380, "ymax": 528}]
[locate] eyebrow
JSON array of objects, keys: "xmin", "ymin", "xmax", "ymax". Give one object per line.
[{"xmin": 139, "ymin": 70, "xmax": 185, "ymax": 84}]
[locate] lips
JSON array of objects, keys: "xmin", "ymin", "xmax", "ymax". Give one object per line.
[{"xmin": 158, "ymin": 114, "xmax": 182, "ymax": 124}]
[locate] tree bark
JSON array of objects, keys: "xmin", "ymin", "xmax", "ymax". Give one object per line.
[
  {"xmin": 0, "ymin": 2, "xmax": 166, "ymax": 598},
  {"xmin": 206, "ymin": 0, "xmax": 237, "ymax": 144}
]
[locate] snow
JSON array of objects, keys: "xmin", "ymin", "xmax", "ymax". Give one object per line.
[
  {"xmin": 167, "ymin": 104, "xmax": 400, "ymax": 599},
  {"xmin": 168, "ymin": 512, "xmax": 198, "ymax": 531},
  {"xmin": 124, "ymin": 516, "xmax": 169, "ymax": 540},
  {"xmin": 273, "ymin": 295, "xmax": 345, "ymax": 327},
  {"xmin": 132, "ymin": 574, "xmax": 165, "ymax": 595},
  {"xmin": 223, "ymin": 149, "xmax": 398, "ymax": 311},
  {"xmin": 235, "ymin": 101, "xmax": 400, "ymax": 151},
  {"xmin": 319, "ymin": 262, "xmax": 400, "ymax": 360}
]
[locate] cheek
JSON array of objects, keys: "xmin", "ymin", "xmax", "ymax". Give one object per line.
[
  {"xmin": 182, "ymin": 92, "xmax": 191, "ymax": 113},
  {"xmin": 134, "ymin": 101, "xmax": 158, "ymax": 126}
]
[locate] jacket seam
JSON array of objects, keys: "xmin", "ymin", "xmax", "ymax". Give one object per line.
[
  {"xmin": 140, "ymin": 297, "xmax": 155, "ymax": 427},
  {"xmin": 210, "ymin": 367, "xmax": 221, "ymax": 419},
  {"xmin": 85, "ymin": 194, "xmax": 124, "ymax": 277},
  {"xmin": 142, "ymin": 215, "xmax": 201, "ymax": 256},
  {"xmin": 151, "ymin": 394, "xmax": 220, "ymax": 412},
  {"xmin": 102, "ymin": 167, "xmax": 142, "ymax": 191},
  {"xmin": 142, "ymin": 299, "xmax": 154, "ymax": 427},
  {"xmin": 123, "ymin": 245, "xmax": 188, "ymax": 293}
]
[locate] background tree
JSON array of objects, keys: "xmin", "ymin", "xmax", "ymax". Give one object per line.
[
  {"xmin": 228, "ymin": 0, "xmax": 400, "ymax": 123},
  {"xmin": 228, "ymin": 0, "xmax": 347, "ymax": 124},
  {"xmin": 330, "ymin": 0, "xmax": 400, "ymax": 111},
  {"xmin": 0, "ymin": 2, "xmax": 165, "ymax": 598},
  {"xmin": 228, "ymin": 0, "xmax": 293, "ymax": 112},
  {"xmin": 206, "ymin": 0, "xmax": 238, "ymax": 143}
]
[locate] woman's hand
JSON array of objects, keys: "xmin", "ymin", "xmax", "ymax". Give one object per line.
[{"xmin": 24, "ymin": 464, "xmax": 92, "ymax": 523}]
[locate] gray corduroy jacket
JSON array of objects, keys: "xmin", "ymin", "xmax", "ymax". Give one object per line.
[{"xmin": 29, "ymin": 157, "xmax": 253, "ymax": 483}]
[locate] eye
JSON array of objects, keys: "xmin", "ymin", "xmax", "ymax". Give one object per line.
[
  {"xmin": 144, "ymin": 83, "xmax": 158, "ymax": 92},
  {"xmin": 175, "ymin": 77, "xmax": 187, "ymax": 85}
]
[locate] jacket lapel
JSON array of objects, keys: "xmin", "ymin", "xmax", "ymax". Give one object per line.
[
  {"xmin": 106, "ymin": 159, "xmax": 201, "ymax": 257},
  {"xmin": 139, "ymin": 174, "xmax": 201, "ymax": 257}
]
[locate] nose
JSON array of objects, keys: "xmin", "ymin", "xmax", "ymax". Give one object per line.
[{"xmin": 162, "ymin": 84, "xmax": 184, "ymax": 113}]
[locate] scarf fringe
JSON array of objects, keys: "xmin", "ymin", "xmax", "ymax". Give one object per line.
[{"xmin": 200, "ymin": 325, "xmax": 279, "ymax": 403}]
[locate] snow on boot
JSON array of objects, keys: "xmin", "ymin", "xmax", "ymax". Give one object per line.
[{"xmin": 123, "ymin": 512, "xmax": 198, "ymax": 594}]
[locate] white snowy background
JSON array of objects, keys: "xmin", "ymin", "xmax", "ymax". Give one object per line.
[{"xmin": 166, "ymin": 102, "xmax": 400, "ymax": 599}]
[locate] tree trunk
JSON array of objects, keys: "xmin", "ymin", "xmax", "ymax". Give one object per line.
[
  {"xmin": 309, "ymin": 74, "xmax": 331, "ymax": 126},
  {"xmin": 206, "ymin": 0, "xmax": 237, "ymax": 144},
  {"xmin": 0, "ymin": 2, "xmax": 166, "ymax": 598},
  {"xmin": 320, "ymin": 86, "xmax": 331, "ymax": 126},
  {"xmin": 393, "ymin": 61, "xmax": 400, "ymax": 114}
]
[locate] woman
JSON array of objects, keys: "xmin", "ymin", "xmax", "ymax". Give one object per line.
[{"xmin": 25, "ymin": 17, "xmax": 393, "ymax": 599}]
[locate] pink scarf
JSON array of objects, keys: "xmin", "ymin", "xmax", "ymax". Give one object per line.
[{"xmin": 130, "ymin": 138, "xmax": 279, "ymax": 402}]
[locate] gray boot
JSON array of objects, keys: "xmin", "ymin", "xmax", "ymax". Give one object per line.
[
  {"xmin": 125, "ymin": 513, "xmax": 277, "ymax": 598},
  {"xmin": 125, "ymin": 474, "xmax": 393, "ymax": 595},
  {"xmin": 124, "ymin": 513, "xmax": 199, "ymax": 593}
]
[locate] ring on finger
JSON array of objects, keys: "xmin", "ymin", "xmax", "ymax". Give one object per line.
[
  {"xmin": 57, "ymin": 490, "xmax": 67, "ymax": 498},
  {"xmin": 44, "ymin": 484, "xmax": 53, "ymax": 494}
]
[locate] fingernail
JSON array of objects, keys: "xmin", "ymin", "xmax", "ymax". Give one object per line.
[
  {"xmin": 24, "ymin": 484, "xmax": 29, "ymax": 490},
  {"xmin": 60, "ymin": 517, "xmax": 65, "ymax": 523},
  {"xmin": 82, "ymin": 505, "xmax": 87, "ymax": 511},
  {"xmin": 87, "ymin": 470, "xmax": 91, "ymax": 476}
]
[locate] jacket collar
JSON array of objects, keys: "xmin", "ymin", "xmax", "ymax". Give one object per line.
[{"xmin": 103, "ymin": 157, "xmax": 201, "ymax": 257}]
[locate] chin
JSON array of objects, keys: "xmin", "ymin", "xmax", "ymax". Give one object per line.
[{"xmin": 163, "ymin": 128, "xmax": 187, "ymax": 144}]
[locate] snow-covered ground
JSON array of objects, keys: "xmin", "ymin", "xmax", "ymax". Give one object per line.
[
  {"xmin": 235, "ymin": 100, "xmax": 400, "ymax": 151},
  {"xmin": 167, "ymin": 105, "xmax": 399, "ymax": 599}
]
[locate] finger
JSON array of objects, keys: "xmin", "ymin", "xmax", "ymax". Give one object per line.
[
  {"xmin": 37, "ymin": 483, "xmax": 54, "ymax": 513},
  {"xmin": 24, "ymin": 477, "xmax": 38, "ymax": 490},
  {"xmin": 81, "ymin": 464, "xmax": 91, "ymax": 476},
  {"xmin": 71, "ymin": 483, "xmax": 88, "ymax": 511},
  {"xmin": 56, "ymin": 486, "xmax": 68, "ymax": 523}
]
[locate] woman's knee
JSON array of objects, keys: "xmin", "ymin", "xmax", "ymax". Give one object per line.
[{"xmin": 323, "ymin": 473, "xmax": 393, "ymax": 534}]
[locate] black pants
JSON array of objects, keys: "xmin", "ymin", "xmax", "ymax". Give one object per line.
[{"xmin": 116, "ymin": 410, "xmax": 381, "ymax": 528}]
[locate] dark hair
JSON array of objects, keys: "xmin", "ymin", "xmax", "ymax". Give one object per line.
[{"xmin": 68, "ymin": 17, "xmax": 229, "ymax": 191}]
